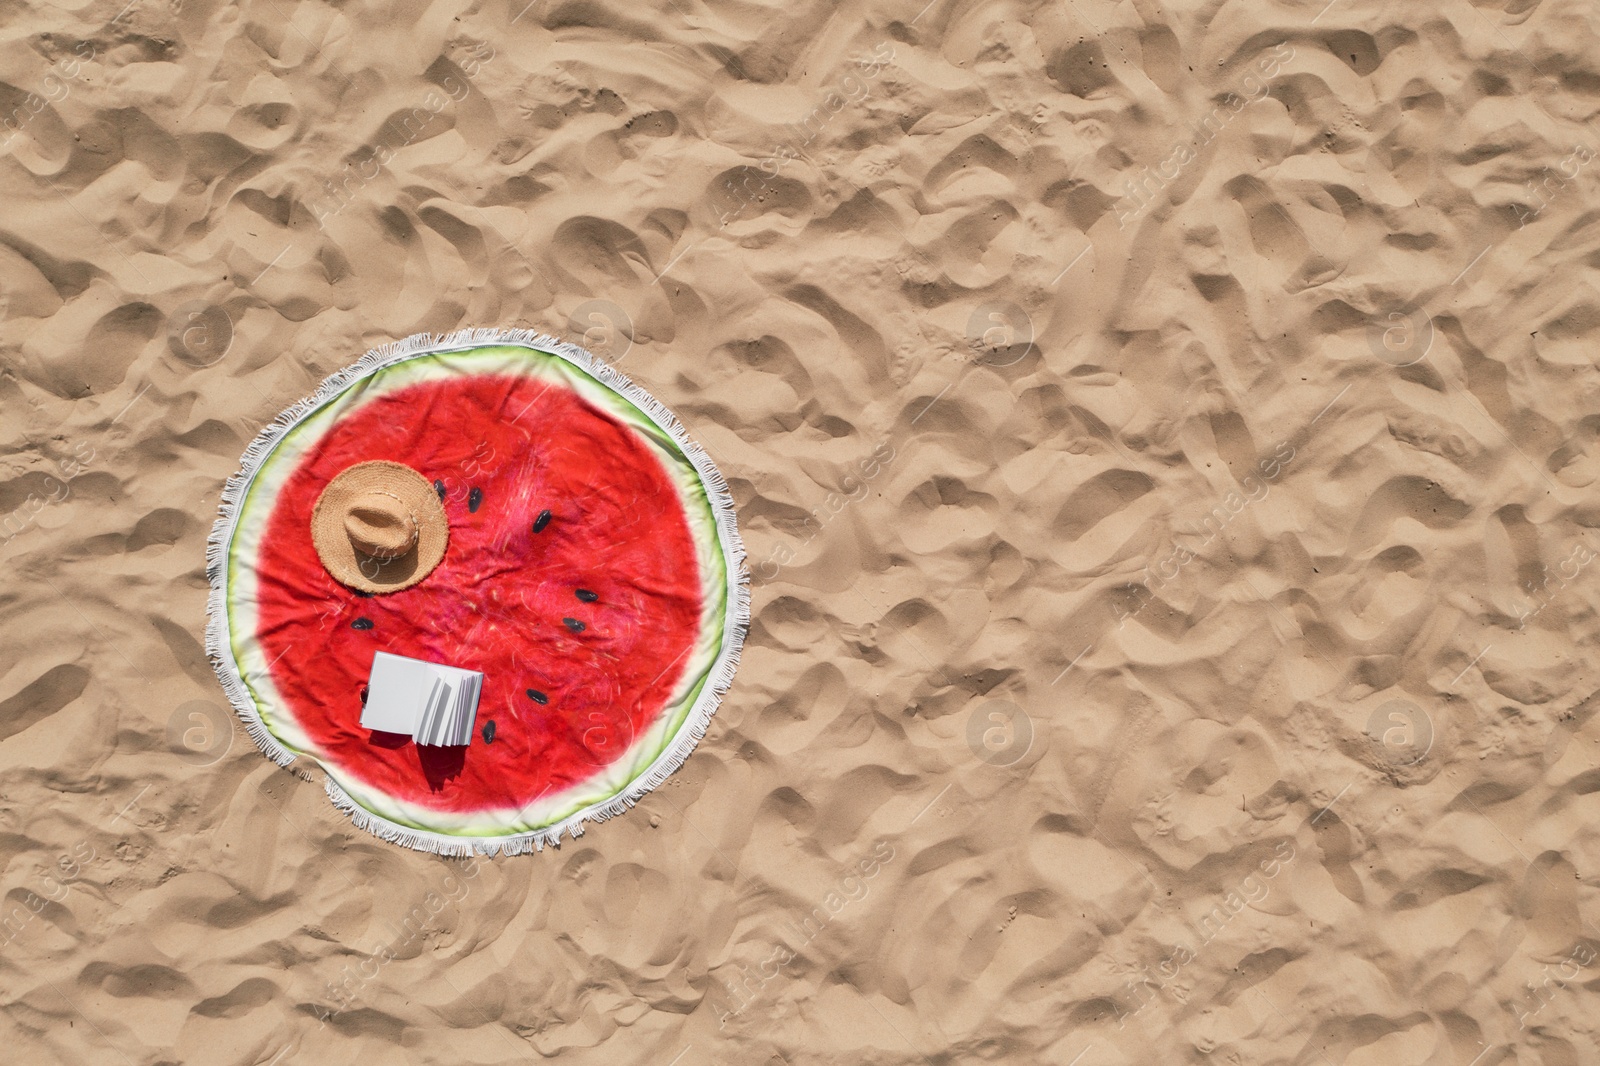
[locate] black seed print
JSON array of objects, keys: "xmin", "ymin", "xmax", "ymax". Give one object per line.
[
  {"xmin": 351, "ymin": 617, "xmax": 374, "ymax": 630},
  {"xmin": 433, "ymin": 479, "xmax": 446, "ymax": 500},
  {"xmin": 526, "ymin": 688, "xmax": 548, "ymax": 704},
  {"xmin": 353, "ymin": 589, "xmax": 373, "ymax": 598},
  {"xmin": 575, "ymin": 588, "xmax": 598, "ymax": 602},
  {"xmin": 482, "ymin": 720, "xmax": 496, "ymax": 744},
  {"xmin": 468, "ymin": 487, "xmax": 483, "ymax": 513},
  {"xmin": 360, "ymin": 685, "xmax": 369, "ymax": 706},
  {"xmin": 533, "ymin": 509, "xmax": 552, "ymax": 533},
  {"xmin": 563, "ymin": 617, "xmax": 586, "ymax": 634}
]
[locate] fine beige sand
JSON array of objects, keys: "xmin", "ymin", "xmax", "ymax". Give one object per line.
[{"xmin": 4, "ymin": 0, "xmax": 1600, "ymax": 1063}]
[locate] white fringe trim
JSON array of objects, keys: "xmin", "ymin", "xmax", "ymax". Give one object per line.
[{"xmin": 205, "ymin": 328, "xmax": 750, "ymax": 856}]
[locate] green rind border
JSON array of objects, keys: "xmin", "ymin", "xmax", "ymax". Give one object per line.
[{"xmin": 204, "ymin": 330, "xmax": 748, "ymax": 854}]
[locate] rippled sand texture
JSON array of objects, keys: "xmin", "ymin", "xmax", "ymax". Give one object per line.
[{"xmin": 4, "ymin": 0, "xmax": 1600, "ymax": 1062}]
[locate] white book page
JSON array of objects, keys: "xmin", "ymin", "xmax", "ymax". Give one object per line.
[
  {"xmin": 360, "ymin": 652, "xmax": 429, "ymax": 734},
  {"xmin": 362, "ymin": 651, "xmax": 484, "ymax": 746}
]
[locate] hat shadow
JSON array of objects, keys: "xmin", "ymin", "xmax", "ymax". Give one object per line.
[
  {"xmin": 312, "ymin": 460, "xmax": 449, "ymax": 594},
  {"xmin": 360, "ymin": 548, "xmax": 421, "ymax": 587}
]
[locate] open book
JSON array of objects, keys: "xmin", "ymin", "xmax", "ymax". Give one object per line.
[{"xmin": 360, "ymin": 651, "xmax": 483, "ymax": 746}]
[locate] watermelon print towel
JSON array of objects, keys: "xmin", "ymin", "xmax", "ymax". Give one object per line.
[{"xmin": 205, "ymin": 330, "xmax": 749, "ymax": 854}]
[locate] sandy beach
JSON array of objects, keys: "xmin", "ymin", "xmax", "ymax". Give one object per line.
[{"xmin": 3, "ymin": 0, "xmax": 1600, "ymax": 1062}]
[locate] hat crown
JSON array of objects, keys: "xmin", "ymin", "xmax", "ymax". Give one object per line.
[
  {"xmin": 345, "ymin": 491, "xmax": 418, "ymax": 560},
  {"xmin": 311, "ymin": 460, "xmax": 447, "ymax": 593}
]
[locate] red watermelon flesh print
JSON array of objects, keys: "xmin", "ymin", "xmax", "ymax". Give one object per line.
[{"xmin": 253, "ymin": 372, "xmax": 703, "ymax": 814}]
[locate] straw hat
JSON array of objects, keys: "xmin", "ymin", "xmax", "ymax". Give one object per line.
[{"xmin": 311, "ymin": 461, "xmax": 448, "ymax": 593}]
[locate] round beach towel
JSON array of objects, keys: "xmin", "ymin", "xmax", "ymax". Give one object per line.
[{"xmin": 205, "ymin": 329, "xmax": 748, "ymax": 854}]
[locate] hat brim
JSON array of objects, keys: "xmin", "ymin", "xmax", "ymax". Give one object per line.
[{"xmin": 310, "ymin": 461, "xmax": 448, "ymax": 594}]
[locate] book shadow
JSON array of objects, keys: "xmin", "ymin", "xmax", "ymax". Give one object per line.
[
  {"xmin": 415, "ymin": 745, "xmax": 467, "ymax": 790},
  {"xmin": 367, "ymin": 731, "xmax": 467, "ymax": 791}
]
